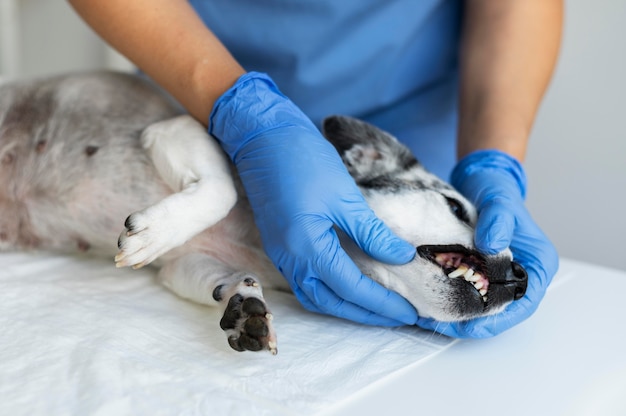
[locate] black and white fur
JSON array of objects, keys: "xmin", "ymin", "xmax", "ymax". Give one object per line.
[{"xmin": 0, "ymin": 72, "xmax": 527, "ymax": 354}]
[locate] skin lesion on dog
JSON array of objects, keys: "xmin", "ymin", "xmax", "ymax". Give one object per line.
[
  {"xmin": 0, "ymin": 71, "xmax": 528, "ymax": 354},
  {"xmin": 85, "ymin": 146, "xmax": 99, "ymax": 157},
  {"xmin": 77, "ymin": 238, "xmax": 91, "ymax": 252},
  {"xmin": 35, "ymin": 139, "xmax": 47, "ymax": 153},
  {"xmin": 1, "ymin": 152, "xmax": 14, "ymax": 165}
]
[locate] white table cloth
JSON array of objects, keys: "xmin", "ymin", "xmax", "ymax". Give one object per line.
[{"xmin": 1, "ymin": 252, "xmax": 624, "ymax": 415}]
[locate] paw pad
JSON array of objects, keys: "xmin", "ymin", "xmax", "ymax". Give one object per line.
[{"xmin": 220, "ymin": 295, "xmax": 276, "ymax": 354}]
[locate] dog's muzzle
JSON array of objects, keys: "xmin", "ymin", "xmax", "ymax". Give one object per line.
[{"xmin": 416, "ymin": 245, "xmax": 529, "ymax": 304}]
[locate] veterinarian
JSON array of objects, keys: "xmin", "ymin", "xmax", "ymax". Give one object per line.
[{"xmin": 68, "ymin": 0, "xmax": 561, "ymax": 338}]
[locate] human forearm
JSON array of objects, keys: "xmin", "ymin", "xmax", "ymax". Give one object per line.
[
  {"xmin": 68, "ymin": 0, "xmax": 245, "ymax": 124},
  {"xmin": 457, "ymin": 0, "xmax": 563, "ymax": 161}
]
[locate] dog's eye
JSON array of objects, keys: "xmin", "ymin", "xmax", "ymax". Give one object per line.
[{"xmin": 445, "ymin": 197, "xmax": 470, "ymax": 224}]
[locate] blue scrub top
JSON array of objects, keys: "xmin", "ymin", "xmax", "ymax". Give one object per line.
[{"xmin": 189, "ymin": 0, "xmax": 462, "ymax": 178}]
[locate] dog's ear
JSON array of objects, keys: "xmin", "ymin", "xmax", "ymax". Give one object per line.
[{"xmin": 322, "ymin": 115, "xmax": 418, "ymax": 181}]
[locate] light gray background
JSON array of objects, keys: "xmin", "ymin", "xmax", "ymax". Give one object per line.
[{"xmin": 1, "ymin": 0, "xmax": 625, "ymax": 271}]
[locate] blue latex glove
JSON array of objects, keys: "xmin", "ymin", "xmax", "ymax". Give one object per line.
[
  {"xmin": 417, "ymin": 150, "xmax": 559, "ymax": 338},
  {"xmin": 209, "ymin": 72, "xmax": 417, "ymax": 326}
]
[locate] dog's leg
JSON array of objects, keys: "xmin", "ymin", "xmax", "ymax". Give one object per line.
[
  {"xmin": 159, "ymin": 253, "xmax": 277, "ymax": 354},
  {"xmin": 115, "ymin": 115, "xmax": 237, "ymax": 268}
]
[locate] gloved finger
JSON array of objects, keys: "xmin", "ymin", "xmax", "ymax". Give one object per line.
[
  {"xmin": 296, "ymin": 277, "xmax": 408, "ymax": 326},
  {"xmin": 509, "ymin": 213, "xmax": 560, "ymax": 287},
  {"xmin": 474, "ymin": 197, "xmax": 517, "ymax": 255},
  {"xmin": 289, "ymin": 263, "xmax": 407, "ymax": 326},
  {"xmin": 335, "ymin": 207, "xmax": 416, "ymax": 265},
  {"xmin": 302, "ymin": 227, "xmax": 418, "ymax": 325}
]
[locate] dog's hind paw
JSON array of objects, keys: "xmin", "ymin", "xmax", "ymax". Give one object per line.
[{"xmin": 219, "ymin": 293, "xmax": 277, "ymax": 355}]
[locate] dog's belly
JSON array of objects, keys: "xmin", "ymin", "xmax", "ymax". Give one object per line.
[
  {"xmin": 0, "ymin": 74, "xmax": 280, "ymax": 287},
  {"xmin": 0, "ymin": 140, "xmax": 281, "ymax": 288},
  {"xmin": 0, "ymin": 147, "xmax": 170, "ymax": 256},
  {"xmin": 0, "ymin": 71, "xmax": 182, "ymax": 254},
  {"xmin": 0, "ymin": 134, "xmax": 275, "ymax": 278}
]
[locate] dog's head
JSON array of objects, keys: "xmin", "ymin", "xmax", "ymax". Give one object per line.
[{"xmin": 322, "ymin": 115, "xmax": 527, "ymax": 322}]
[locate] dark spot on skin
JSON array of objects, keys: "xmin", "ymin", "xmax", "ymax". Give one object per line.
[
  {"xmin": 212, "ymin": 285, "xmax": 224, "ymax": 302},
  {"xmin": 2, "ymin": 152, "xmax": 14, "ymax": 165},
  {"xmin": 35, "ymin": 140, "xmax": 47, "ymax": 153},
  {"xmin": 77, "ymin": 239, "xmax": 91, "ymax": 252},
  {"xmin": 85, "ymin": 145, "xmax": 99, "ymax": 156}
]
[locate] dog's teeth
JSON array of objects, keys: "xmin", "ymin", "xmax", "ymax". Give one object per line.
[
  {"xmin": 465, "ymin": 272, "xmax": 481, "ymax": 282},
  {"xmin": 482, "ymin": 296, "xmax": 488, "ymax": 302},
  {"xmin": 448, "ymin": 266, "xmax": 468, "ymax": 278},
  {"xmin": 266, "ymin": 313, "xmax": 274, "ymax": 321},
  {"xmin": 474, "ymin": 281, "xmax": 484, "ymax": 290},
  {"xmin": 463, "ymin": 268, "xmax": 475, "ymax": 279},
  {"xmin": 479, "ymin": 288, "xmax": 488, "ymax": 296}
]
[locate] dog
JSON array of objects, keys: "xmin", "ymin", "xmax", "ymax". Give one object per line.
[{"xmin": 0, "ymin": 71, "xmax": 527, "ymax": 354}]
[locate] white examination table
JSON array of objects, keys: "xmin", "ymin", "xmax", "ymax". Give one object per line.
[{"xmin": 1, "ymin": 252, "xmax": 624, "ymax": 416}]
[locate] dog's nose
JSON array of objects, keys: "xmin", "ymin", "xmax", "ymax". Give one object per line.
[
  {"xmin": 509, "ymin": 262, "xmax": 528, "ymax": 300},
  {"xmin": 489, "ymin": 262, "xmax": 528, "ymax": 301}
]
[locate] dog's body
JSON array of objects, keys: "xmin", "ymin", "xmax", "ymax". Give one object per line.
[{"xmin": 0, "ymin": 71, "xmax": 527, "ymax": 353}]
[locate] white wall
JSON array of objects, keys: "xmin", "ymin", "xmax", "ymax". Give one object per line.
[
  {"xmin": 1, "ymin": 0, "xmax": 625, "ymax": 270},
  {"xmin": 525, "ymin": 0, "xmax": 626, "ymax": 271},
  {"xmin": 0, "ymin": 0, "xmax": 131, "ymax": 79}
]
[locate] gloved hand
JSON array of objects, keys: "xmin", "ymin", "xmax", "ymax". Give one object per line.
[
  {"xmin": 416, "ymin": 150, "xmax": 559, "ymax": 338},
  {"xmin": 209, "ymin": 72, "xmax": 417, "ymax": 326}
]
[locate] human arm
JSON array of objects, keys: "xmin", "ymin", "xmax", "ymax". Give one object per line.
[
  {"xmin": 68, "ymin": 0, "xmax": 245, "ymax": 123},
  {"xmin": 68, "ymin": 0, "xmax": 418, "ymax": 325},
  {"xmin": 457, "ymin": 0, "xmax": 563, "ymax": 160},
  {"xmin": 417, "ymin": 0, "xmax": 563, "ymax": 337}
]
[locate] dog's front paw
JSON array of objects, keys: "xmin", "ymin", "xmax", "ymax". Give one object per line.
[
  {"xmin": 115, "ymin": 207, "xmax": 187, "ymax": 269},
  {"xmin": 219, "ymin": 290, "xmax": 277, "ymax": 355}
]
